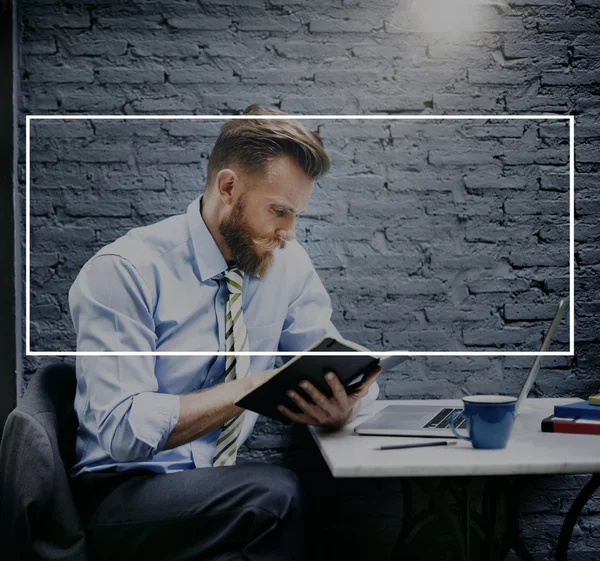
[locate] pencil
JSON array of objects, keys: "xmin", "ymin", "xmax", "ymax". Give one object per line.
[{"xmin": 377, "ymin": 440, "xmax": 457, "ymax": 451}]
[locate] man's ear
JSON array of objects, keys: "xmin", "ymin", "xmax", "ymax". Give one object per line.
[{"xmin": 215, "ymin": 169, "xmax": 237, "ymax": 206}]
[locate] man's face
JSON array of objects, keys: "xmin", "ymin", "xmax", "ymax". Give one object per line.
[{"xmin": 219, "ymin": 155, "xmax": 314, "ymax": 278}]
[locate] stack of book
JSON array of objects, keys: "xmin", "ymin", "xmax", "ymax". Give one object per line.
[{"xmin": 542, "ymin": 397, "xmax": 600, "ymax": 435}]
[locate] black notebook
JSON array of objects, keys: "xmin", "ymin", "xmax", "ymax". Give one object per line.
[{"xmin": 235, "ymin": 336, "xmax": 409, "ymax": 424}]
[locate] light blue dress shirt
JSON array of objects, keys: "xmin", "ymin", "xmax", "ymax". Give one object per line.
[{"xmin": 69, "ymin": 196, "xmax": 379, "ymax": 477}]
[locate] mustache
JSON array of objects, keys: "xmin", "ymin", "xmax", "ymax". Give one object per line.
[{"xmin": 252, "ymin": 236, "xmax": 286, "ymax": 252}]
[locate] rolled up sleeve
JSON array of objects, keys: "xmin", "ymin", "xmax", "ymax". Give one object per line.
[
  {"xmin": 69, "ymin": 254, "xmax": 180, "ymax": 463},
  {"xmin": 278, "ymin": 242, "xmax": 342, "ymax": 352},
  {"xmin": 278, "ymin": 242, "xmax": 379, "ymax": 412}
]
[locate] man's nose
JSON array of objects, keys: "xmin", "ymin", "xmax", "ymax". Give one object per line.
[{"xmin": 276, "ymin": 227, "xmax": 296, "ymax": 242}]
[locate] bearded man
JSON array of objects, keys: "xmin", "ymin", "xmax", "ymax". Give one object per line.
[{"xmin": 68, "ymin": 105, "xmax": 381, "ymax": 561}]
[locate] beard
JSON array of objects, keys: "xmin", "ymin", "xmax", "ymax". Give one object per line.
[{"xmin": 219, "ymin": 195, "xmax": 286, "ymax": 278}]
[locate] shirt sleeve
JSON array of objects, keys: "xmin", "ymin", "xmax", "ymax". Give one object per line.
[
  {"xmin": 69, "ymin": 254, "xmax": 180, "ymax": 463},
  {"xmin": 278, "ymin": 242, "xmax": 379, "ymax": 412},
  {"xmin": 278, "ymin": 241, "xmax": 342, "ymax": 351}
]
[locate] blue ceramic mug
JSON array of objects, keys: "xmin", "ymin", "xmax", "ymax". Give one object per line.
[{"xmin": 449, "ymin": 395, "xmax": 517, "ymax": 449}]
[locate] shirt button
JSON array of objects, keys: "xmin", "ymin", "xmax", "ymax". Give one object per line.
[
  {"xmin": 209, "ymin": 377, "xmax": 215, "ymax": 384},
  {"xmin": 220, "ymin": 297, "xmax": 227, "ymax": 305}
]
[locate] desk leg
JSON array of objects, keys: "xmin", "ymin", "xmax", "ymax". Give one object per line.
[
  {"xmin": 389, "ymin": 477, "xmax": 485, "ymax": 561},
  {"xmin": 480, "ymin": 475, "xmax": 533, "ymax": 561},
  {"xmin": 504, "ymin": 477, "xmax": 534, "ymax": 561},
  {"xmin": 389, "ymin": 476, "xmax": 535, "ymax": 561},
  {"xmin": 555, "ymin": 474, "xmax": 600, "ymax": 561}
]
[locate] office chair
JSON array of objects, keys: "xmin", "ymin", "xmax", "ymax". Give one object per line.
[{"xmin": 0, "ymin": 361, "xmax": 88, "ymax": 560}]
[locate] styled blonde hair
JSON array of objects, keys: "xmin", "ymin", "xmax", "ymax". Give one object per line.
[{"xmin": 206, "ymin": 104, "xmax": 330, "ymax": 189}]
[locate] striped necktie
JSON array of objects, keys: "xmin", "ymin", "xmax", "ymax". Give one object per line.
[{"xmin": 213, "ymin": 267, "xmax": 251, "ymax": 467}]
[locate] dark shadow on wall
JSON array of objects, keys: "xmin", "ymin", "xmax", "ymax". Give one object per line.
[{"xmin": 0, "ymin": 0, "xmax": 17, "ymax": 437}]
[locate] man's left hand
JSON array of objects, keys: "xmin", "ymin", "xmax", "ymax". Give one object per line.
[{"xmin": 276, "ymin": 366, "xmax": 382, "ymax": 430}]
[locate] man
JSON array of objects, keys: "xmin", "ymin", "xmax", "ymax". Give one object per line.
[{"xmin": 69, "ymin": 105, "xmax": 381, "ymax": 561}]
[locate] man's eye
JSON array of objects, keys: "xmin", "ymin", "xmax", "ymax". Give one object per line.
[{"xmin": 273, "ymin": 208, "xmax": 287, "ymax": 217}]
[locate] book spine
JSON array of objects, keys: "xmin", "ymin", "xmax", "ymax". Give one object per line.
[
  {"xmin": 553, "ymin": 405, "xmax": 600, "ymax": 421},
  {"xmin": 544, "ymin": 418, "xmax": 600, "ymax": 436}
]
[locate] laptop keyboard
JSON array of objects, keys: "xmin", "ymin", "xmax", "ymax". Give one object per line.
[{"xmin": 423, "ymin": 408, "xmax": 466, "ymax": 429}]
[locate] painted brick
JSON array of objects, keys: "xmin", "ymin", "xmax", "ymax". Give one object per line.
[
  {"xmin": 137, "ymin": 147, "xmax": 205, "ymax": 164},
  {"xmin": 244, "ymin": 69, "xmax": 314, "ymax": 84},
  {"xmin": 315, "ymin": 69, "xmax": 382, "ymax": 86},
  {"xmin": 93, "ymin": 122, "xmax": 162, "ymax": 138},
  {"xmin": 309, "ymin": 19, "xmax": 381, "ymax": 33},
  {"xmin": 162, "ymin": 122, "xmax": 223, "ymax": 137},
  {"xmin": 503, "ymin": 149, "xmax": 568, "ymax": 165},
  {"xmin": 56, "ymin": 91, "xmax": 127, "ymax": 112},
  {"xmin": 502, "ymin": 41, "xmax": 568, "ymax": 59},
  {"xmin": 463, "ymin": 172, "xmax": 529, "ymax": 190},
  {"xmin": 356, "ymin": 94, "xmax": 432, "ymax": 113},
  {"xmin": 166, "ymin": 17, "xmax": 232, "ymax": 30},
  {"xmin": 24, "ymin": 14, "xmax": 90, "ymax": 29},
  {"xmin": 351, "ymin": 44, "xmax": 413, "ymax": 59},
  {"xmin": 202, "ymin": 94, "xmax": 280, "ymax": 112},
  {"xmin": 505, "ymin": 94, "xmax": 570, "ymax": 112},
  {"xmin": 23, "ymin": 38, "xmax": 57, "ymax": 55},
  {"xmin": 61, "ymin": 39, "xmax": 128, "ymax": 57},
  {"xmin": 538, "ymin": 17, "xmax": 600, "ymax": 33},
  {"xmin": 540, "ymin": 173, "xmax": 569, "ymax": 192},
  {"xmin": 541, "ymin": 70, "xmax": 600, "ymax": 85},
  {"xmin": 96, "ymin": 68, "xmax": 165, "ymax": 84},
  {"xmin": 129, "ymin": 95, "xmax": 199, "ymax": 113},
  {"xmin": 503, "ymin": 200, "xmax": 568, "ymax": 215},
  {"xmin": 387, "ymin": 279, "xmax": 445, "ymax": 296},
  {"xmin": 577, "ymin": 143, "xmax": 600, "ymax": 163},
  {"xmin": 330, "ymin": 175, "xmax": 385, "ymax": 191},
  {"xmin": 65, "ymin": 201, "xmax": 133, "ymax": 218},
  {"xmin": 573, "ymin": 45, "xmax": 600, "ymax": 58},
  {"xmin": 131, "ymin": 41, "xmax": 200, "ymax": 58},
  {"xmin": 237, "ymin": 15, "xmax": 303, "ymax": 32},
  {"xmin": 463, "ymin": 328, "xmax": 528, "ymax": 346},
  {"xmin": 281, "ymin": 94, "xmax": 356, "ymax": 113},
  {"xmin": 96, "ymin": 16, "xmax": 164, "ymax": 30},
  {"xmin": 389, "ymin": 171, "xmax": 460, "ymax": 192},
  {"xmin": 465, "ymin": 224, "xmax": 534, "ymax": 242},
  {"xmin": 273, "ymin": 41, "xmax": 347, "ymax": 60},
  {"xmin": 429, "ymin": 150, "xmax": 499, "ymax": 166},
  {"xmin": 61, "ymin": 148, "xmax": 131, "ymax": 163},
  {"xmin": 28, "ymin": 68, "xmax": 94, "ymax": 84},
  {"xmin": 466, "ymin": 279, "xmax": 530, "ymax": 294},
  {"xmin": 32, "ymin": 121, "xmax": 94, "ymax": 138},
  {"xmin": 32, "ymin": 227, "xmax": 96, "ymax": 248},
  {"xmin": 504, "ymin": 303, "xmax": 561, "ymax": 321},
  {"xmin": 509, "ymin": 249, "xmax": 570, "ymax": 267},
  {"xmin": 433, "ymin": 92, "xmax": 501, "ymax": 110},
  {"xmin": 468, "ymin": 70, "xmax": 531, "ymax": 85},
  {"xmin": 460, "ymin": 124, "xmax": 525, "ymax": 139},
  {"xmin": 168, "ymin": 69, "xmax": 236, "ymax": 84}
]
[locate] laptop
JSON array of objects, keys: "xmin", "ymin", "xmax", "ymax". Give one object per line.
[{"xmin": 354, "ymin": 297, "xmax": 570, "ymax": 438}]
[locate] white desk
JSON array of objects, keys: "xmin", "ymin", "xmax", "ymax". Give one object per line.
[
  {"xmin": 309, "ymin": 398, "xmax": 600, "ymax": 478},
  {"xmin": 308, "ymin": 398, "xmax": 600, "ymax": 560}
]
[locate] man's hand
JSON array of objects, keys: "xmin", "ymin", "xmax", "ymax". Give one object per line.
[{"xmin": 276, "ymin": 365, "xmax": 383, "ymax": 430}]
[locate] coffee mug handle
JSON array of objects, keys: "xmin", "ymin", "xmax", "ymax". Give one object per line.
[{"xmin": 450, "ymin": 410, "xmax": 471, "ymax": 441}]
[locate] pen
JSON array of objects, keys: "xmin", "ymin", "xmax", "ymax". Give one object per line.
[{"xmin": 377, "ymin": 440, "xmax": 457, "ymax": 451}]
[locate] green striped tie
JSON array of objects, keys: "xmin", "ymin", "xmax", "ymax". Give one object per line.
[{"xmin": 213, "ymin": 268, "xmax": 251, "ymax": 467}]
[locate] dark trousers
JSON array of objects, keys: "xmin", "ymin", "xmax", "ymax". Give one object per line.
[{"xmin": 73, "ymin": 463, "xmax": 304, "ymax": 561}]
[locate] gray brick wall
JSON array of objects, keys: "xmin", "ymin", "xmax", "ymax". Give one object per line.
[{"xmin": 19, "ymin": 1, "xmax": 600, "ymax": 559}]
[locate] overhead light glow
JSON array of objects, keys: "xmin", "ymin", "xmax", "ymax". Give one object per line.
[{"xmin": 391, "ymin": 0, "xmax": 511, "ymax": 33}]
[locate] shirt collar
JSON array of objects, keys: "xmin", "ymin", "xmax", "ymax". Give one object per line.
[{"xmin": 186, "ymin": 195, "xmax": 229, "ymax": 282}]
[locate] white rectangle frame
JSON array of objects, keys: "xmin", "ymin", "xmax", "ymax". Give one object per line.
[{"xmin": 25, "ymin": 114, "xmax": 575, "ymax": 357}]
